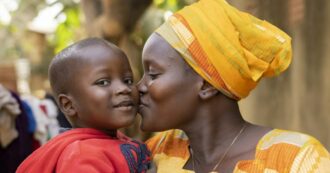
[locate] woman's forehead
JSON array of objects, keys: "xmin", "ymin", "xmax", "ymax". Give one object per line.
[
  {"xmin": 144, "ymin": 34, "xmax": 174, "ymax": 54},
  {"xmin": 143, "ymin": 33, "xmax": 181, "ymax": 64}
]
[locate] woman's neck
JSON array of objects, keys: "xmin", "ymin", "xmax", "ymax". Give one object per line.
[{"xmin": 181, "ymin": 98, "xmax": 246, "ymax": 165}]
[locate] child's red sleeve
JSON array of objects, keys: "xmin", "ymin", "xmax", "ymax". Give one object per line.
[{"xmin": 56, "ymin": 141, "xmax": 115, "ymax": 173}]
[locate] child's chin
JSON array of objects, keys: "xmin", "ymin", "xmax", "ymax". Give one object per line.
[{"xmin": 121, "ymin": 114, "xmax": 137, "ymax": 126}]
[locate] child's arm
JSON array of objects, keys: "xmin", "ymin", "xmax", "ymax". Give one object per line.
[{"xmin": 56, "ymin": 141, "xmax": 115, "ymax": 173}]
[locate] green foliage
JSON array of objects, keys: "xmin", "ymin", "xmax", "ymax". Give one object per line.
[
  {"xmin": 153, "ymin": 0, "xmax": 190, "ymax": 12},
  {"xmin": 52, "ymin": 6, "xmax": 81, "ymax": 53},
  {"xmin": 137, "ymin": 0, "xmax": 196, "ymax": 43},
  {"xmin": 0, "ymin": 0, "xmax": 46, "ymax": 61}
]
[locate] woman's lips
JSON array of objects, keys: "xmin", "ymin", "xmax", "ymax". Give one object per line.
[{"xmin": 138, "ymin": 101, "xmax": 149, "ymax": 113}]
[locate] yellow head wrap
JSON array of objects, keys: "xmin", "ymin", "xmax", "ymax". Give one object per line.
[{"xmin": 156, "ymin": 0, "xmax": 292, "ymax": 100}]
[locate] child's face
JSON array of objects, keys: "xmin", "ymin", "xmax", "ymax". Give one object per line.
[{"xmin": 70, "ymin": 45, "xmax": 138, "ymax": 130}]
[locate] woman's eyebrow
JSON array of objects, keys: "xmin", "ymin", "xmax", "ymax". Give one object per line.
[{"xmin": 145, "ymin": 57, "xmax": 163, "ymax": 68}]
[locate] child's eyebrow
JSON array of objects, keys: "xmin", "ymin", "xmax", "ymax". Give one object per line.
[{"xmin": 92, "ymin": 67, "xmax": 110, "ymax": 73}]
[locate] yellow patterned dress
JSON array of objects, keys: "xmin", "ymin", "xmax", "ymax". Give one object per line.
[{"xmin": 147, "ymin": 129, "xmax": 330, "ymax": 173}]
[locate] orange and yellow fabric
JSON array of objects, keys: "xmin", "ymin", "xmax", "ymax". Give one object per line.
[
  {"xmin": 147, "ymin": 129, "xmax": 330, "ymax": 173},
  {"xmin": 156, "ymin": 0, "xmax": 292, "ymax": 100}
]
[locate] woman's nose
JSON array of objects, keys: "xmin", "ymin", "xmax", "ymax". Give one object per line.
[{"xmin": 137, "ymin": 75, "xmax": 147, "ymax": 96}]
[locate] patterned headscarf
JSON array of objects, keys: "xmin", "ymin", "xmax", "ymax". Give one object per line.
[{"xmin": 156, "ymin": 0, "xmax": 292, "ymax": 99}]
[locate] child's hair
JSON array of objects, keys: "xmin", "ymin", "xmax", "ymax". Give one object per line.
[{"xmin": 48, "ymin": 38, "xmax": 117, "ymax": 97}]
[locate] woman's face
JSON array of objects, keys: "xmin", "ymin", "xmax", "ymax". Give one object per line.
[{"xmin": 138, "ymin": 33, "xmax": 201, "ymax": 132}]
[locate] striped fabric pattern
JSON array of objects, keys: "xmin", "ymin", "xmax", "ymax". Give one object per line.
[
  {"xmin": 156, "ymin": 0, "xmax": 292, "ymax": 99},
  {"xmin": 146, "ymin": 129, "xmax": 330, "ymax": 173}
]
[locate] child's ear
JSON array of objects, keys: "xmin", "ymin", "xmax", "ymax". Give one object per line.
[
  {"xmin": 58, "ymin": 94, "xmax": 76, "ymax": 117},
  {"xmin": 198, "ymin": 80, "xmax": 219, "ymax": 100}
]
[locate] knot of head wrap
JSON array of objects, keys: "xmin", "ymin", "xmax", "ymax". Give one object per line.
[{"xmin": 155, "ymin": 0, "xmax": 292, "ymax": 100}]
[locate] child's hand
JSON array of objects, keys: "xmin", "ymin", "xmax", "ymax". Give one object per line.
[{"xmin": 146, "ymin": 161, "xmax": 157, "ymax": 173}]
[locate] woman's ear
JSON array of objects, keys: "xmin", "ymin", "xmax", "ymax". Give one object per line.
[
  {"xmin": 198, "ymin": 80, "xmax": 219, "ymax": 100},
  {"xmin": 58, "ymin": 94, "xmax": 76, "ymax": 117}
]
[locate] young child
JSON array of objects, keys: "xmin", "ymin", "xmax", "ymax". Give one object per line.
[{"xmin": 17, "ymin": 38, "xmax": 152, "ymax": 173}]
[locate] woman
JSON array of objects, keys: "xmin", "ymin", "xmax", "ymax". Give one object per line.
[{"xmin": 138, "ymin": 0, "xmax": 330, "ymax": 172}]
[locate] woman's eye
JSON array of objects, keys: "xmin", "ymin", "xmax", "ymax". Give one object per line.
[
  {"xmin": 124, "ymin": 78, "xmax": 134, "ymax": 85},
  {"xmin": 148, "ymin": 73, "xmax": 159, "ymax": 80},
  {"xmin": 95, "ymin": 79, "xmax": 111, "ymax": 86}
]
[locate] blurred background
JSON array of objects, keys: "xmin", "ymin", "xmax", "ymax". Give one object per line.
[{"xmin": 0, "ymin": 0, "xmax": 329, "ymax": 172}]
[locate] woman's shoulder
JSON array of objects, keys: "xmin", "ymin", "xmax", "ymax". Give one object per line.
[
  {"xmin": 257, "ymin": 129, "xmax": 328, "ymax": 152},
  {"xmin": 249, "ymin": 129, "xmax": 330, "ymax": 172}
]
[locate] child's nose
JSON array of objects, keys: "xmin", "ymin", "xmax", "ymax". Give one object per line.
[{"xmin": 114, "ymin": 81, "xmax": 132, "ymax": 95}]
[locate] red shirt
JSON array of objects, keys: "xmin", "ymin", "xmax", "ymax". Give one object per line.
[{"xmin": 16, "ymin": 128, "xmax": 150, "ymax": 173}]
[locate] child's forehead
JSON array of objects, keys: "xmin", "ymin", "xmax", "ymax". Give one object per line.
[
  {"xmin": 74, "ymin": 46, "xmax": 130, "ymax": 71},
  {"xmin": 77, "ymin": 44, "xmax": 125, "ymax": 61},
  {"xmin": 81, "ymin": 43, "xmax": 119, "ymax": 55}
]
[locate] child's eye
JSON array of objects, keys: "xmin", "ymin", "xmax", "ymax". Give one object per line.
[
  {"xmin": 124, "ymin": 78, "xmax": 134, "ymax": 85},
  {"xmin": 95, "ymin": 79, "xmax": 111, "ymax": 86}
]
